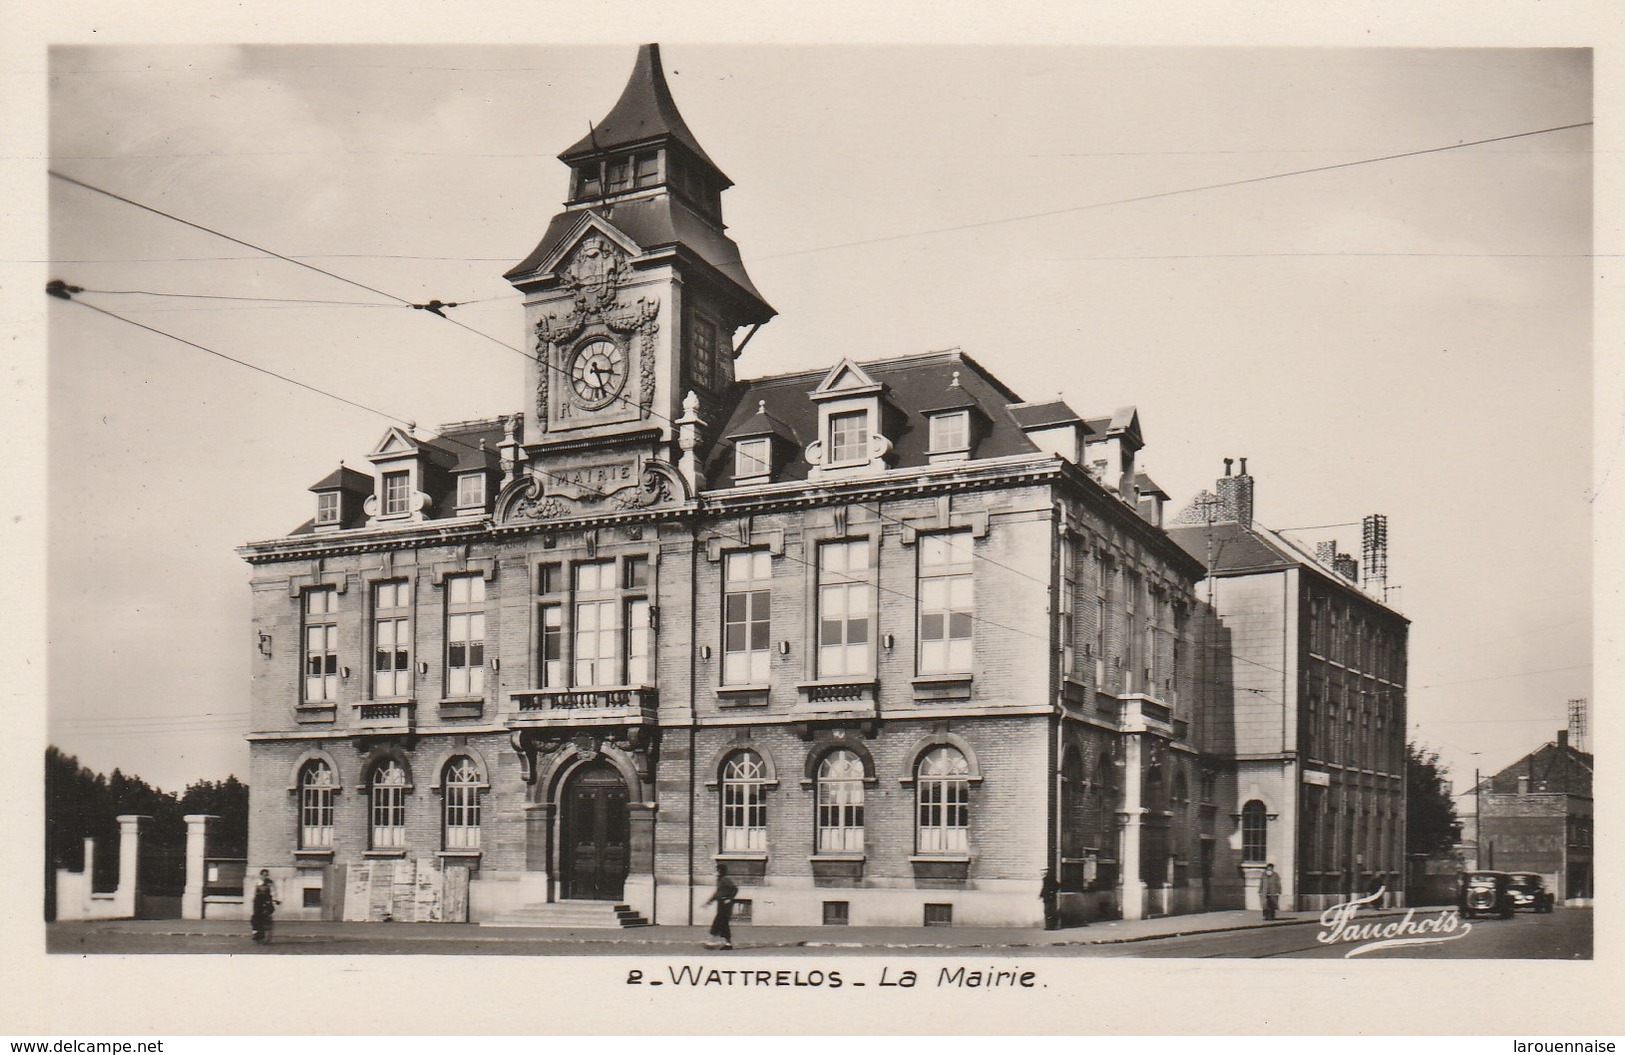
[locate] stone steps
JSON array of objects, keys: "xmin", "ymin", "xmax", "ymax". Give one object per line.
[{"xmin": 483, "ymin": 901, "xmax": 650, "ymax": 929}]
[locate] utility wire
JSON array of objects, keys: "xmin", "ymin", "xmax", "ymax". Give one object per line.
[
  {"xmin": 746, "ymin": 121, "xmax": 1594, "ymax": 264},
  {"xmin": 49, "ymin": 170, "xmax": 409, "ymax": 306}
]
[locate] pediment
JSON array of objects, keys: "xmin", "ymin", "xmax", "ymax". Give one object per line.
[
  {"xmin": 811, "ymin": 358, "xmax": 883, "ymax": 400},
  {"xmin": 368, "ymin": 426, "xmax": 421, "ymax": 462},
  {"xmin": 531, "ymin": 214, "xmax": 644, "ymax": 281}
]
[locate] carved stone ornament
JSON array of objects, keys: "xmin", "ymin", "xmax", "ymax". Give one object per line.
[
  {"xmin": 509, "ymin": 727, "xmax": 660, "ymax": 786},
  {"xmin": 612, "ymin": 460, "xmax": 689, "ymax": 511}
]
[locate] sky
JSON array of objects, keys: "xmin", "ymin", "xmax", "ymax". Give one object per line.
[{"xmin": 36, "ymin": 43, "xmax": 1595, "ymax": 799}]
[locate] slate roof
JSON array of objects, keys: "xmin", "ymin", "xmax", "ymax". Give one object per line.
[
  {"xmin": 559, "ymin": 44, "xmax": 728, "ymax": 182},
  {"xmin": 704, "ymin": 350, "xmax": 1034, "ymax": 483},
  {"xmin": 1166, "ymin": 520, "xmax": 1296, "ymax": 575},
  {"xmin": 1485, "ymin": 740, "xmax": 1594, "ymax": 798},
  {"xmin": 1009, "ymin": 400, "xmax": 1086, "ymax": 430},
  {"xmin": 503, "ymin": 198, "xmax": 773, "ymax": 320},
  {"xmin": 435, "ymin": 418, "xmax": 506, "ymax": 473},
  {"xmin": 308, "ymin": 466, "xmax": 372, "ymax": 494}
]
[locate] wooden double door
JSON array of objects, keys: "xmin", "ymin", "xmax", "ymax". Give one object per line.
[{"xmin": 561, "ymin": 761, "xmax": 629, "ymax": 901}]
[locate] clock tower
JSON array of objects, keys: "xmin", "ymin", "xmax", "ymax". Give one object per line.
[{"xmin": 503, "ymin": 44, "xmax": 774, "ymax": 499}]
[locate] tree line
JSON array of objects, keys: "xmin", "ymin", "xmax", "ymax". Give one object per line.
[{"xmin": 45, "ymin": 746, "xmax": 249, "ymax": 911}]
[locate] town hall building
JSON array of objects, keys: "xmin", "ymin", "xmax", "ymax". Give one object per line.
[{"xmin": 241, "ymin": 45, "xmax": 1400, "ymax": 928}]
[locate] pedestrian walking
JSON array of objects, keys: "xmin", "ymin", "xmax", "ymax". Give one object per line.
[
  {"xmin": 1259, "ymin": 862, "xmax": 1282, "ymax": 921},
  {"xmin": 250, "ymin": 869, "xmax": 280, "ymax": 945},
  {"xmin": 1039, "ymin": 869, "xmax": 1060, "ymax": 930},
  {"xmin": 703, "ymin": 865, "xmax": 738, "ymax": 950}
]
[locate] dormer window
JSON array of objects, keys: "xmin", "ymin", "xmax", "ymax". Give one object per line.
[
  {"xmin": 928, "ymin": 410, "xmax": 971, "ymax": 457},
  {"xmin": 315, "ymin": 491, "xmax": 340, "ymax": 526},
  {"xmin": 733, "ymin": 437, "xmax": 772, "ymax": 483},
  {"xmin": 456, "ymin": 472, "xmax": 487, "ymax": 513},
  {"xmin": 828, "ymin": 412, "xmax": 869, "ymax": 464},
  {"xmin": 382, "ymin": 471, "xmax": 411, "ymax": 517},
  {"xmin": 577, "ymin": 164, "xmax": 602, "ymax": 199}
]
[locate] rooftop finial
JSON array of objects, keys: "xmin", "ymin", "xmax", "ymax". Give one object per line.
[
  {"xmin": 950, "ymin": 370, "xmax": 961, "ymax": 388},
  {"xmin": 758, "ymin": 399, "xmax": 767, "ymax": 415}
]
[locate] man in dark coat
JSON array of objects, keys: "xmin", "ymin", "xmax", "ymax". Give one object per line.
[
  {"xmin": 250, "ymin": 869, "xmax": 280, "ymax": 944},
  {"xmin": 703, "ymin": 865, "xmax": 738, "ymax": 950},
  {"xmin": 1039, "ymin": 869, "xmax": 1061, "ymax": 930},
  {"xmin": 1259, "ymin": 862, "xmax": 1282, "ymax": 920}
]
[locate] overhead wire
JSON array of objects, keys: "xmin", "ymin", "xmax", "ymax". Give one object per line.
[{"xmin": 49, "ymin": 119, "xmax": 1593, "ymax": 694}]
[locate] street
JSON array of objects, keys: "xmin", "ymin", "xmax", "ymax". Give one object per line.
[{"xmin": 46, "ymin": 906, "xmax": 1590, "ymax": 959}]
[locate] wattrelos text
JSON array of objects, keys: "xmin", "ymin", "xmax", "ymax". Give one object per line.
[{"xmin": 627, "ymin": 966, "xmax": 1039, "ymax": 988}]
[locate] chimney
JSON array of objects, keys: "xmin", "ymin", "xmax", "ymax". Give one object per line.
[
  {"xmin": 1558, "ymin": 729, "xmax": 1568, "ymax": 749},
  {"xmin": 1316, "ymin": 541, "xmax": 1336, "ymax": 564},
  {"xmin": 1333, "ymin": 555, "xmax": 1359, "ymax": 583},
  {"xmin": 1214, "ymin": 457, "xmax": 1254, "ymax": 528}
]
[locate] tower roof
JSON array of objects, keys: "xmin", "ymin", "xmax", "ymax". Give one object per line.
[{"xmin": 560, "ymin": 44, "xmax": 729, "ymax": 185}]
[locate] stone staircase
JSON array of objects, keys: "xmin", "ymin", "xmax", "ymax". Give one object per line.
[{"xmin": 483, "ymin": 900, "xmax": 650, "ymax": 929}]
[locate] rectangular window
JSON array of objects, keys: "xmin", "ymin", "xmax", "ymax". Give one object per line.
[
  {"xmin": 917, "ymin": 534, "xmax": 973, "ymax": 674},
  {"xmin": 303, "ymin": 587, "xmax": 339, "ymax": 702},
  {"xmin": 577, "ymin": 162, "xmax": 602, "ymax": 198},
  {"xmin": 445, "ymin": 574, "xmax": 486, "ymax": 697},
  {"xmin": 574, "ymin": 597, "xmax": 617, "ymax": 687},
  {"xmin": 923, "ymin": 903, "xmax": 953, "ymax": 927},
  {"xmin": 828, "ymin": 411, "xmax": 868, "ymax": 464},
  {"xmin": 723, "ymin": 550, "xmax": 772, "ymax": 684},
  {"xmin": 457, "ymin": 473, "xmax": 485, "ymax": 511},
  {"xmin": 302, "ymin": 888, "xmax": 323, "ymax": 909},
  {"xmin": 372, "ymin": 581, "xmax": 412, "ymax": 698},
  {"xmin": 822, "ymin": 901, "xmax": 850, "ymax": 926},
  {"xmin": 818, "ymin": 539, "xmax": 873, "ymax": 677},
  {"xmin": 928, "ymin": 410, "xmax": 970, "ymax": 453},
  {"xmin": 733, "ymin": 437, "xmax": 771, "ymax": 480},
  {"xmin": 634, "ymin": 151, "xmax": 660, "ymax": 188},
  {"xmin": 315, "ymin": 491, "xmax": 340, "ymax": 526},
  {"xmin": 382, "ymin": 471, "xmax": 411, "ymax": 517},
  {"xmin": 605, "ymin": 156, "xmax": 632, "ymax": 192},
  {"xmin": 1059, "ymin": 536, "xmax": 1077, "ymax": 677},
  {"xmin": 626, "ymin": 598, "xmax": 651, "ymax": 684},
  {"xmin": 692, "ymin": 317, "xmax": 717, "ymax": 389},
  {"xmin": 539, "ymin": 604, "xmax": 564, "ymax": 687},
  {"xmin": 731, "ymin": 898, "xmax": 753, "ymax": 924}
]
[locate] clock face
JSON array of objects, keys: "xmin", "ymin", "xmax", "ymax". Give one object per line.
[{"xmin": 568, "ymin": 338, "xmax": 628, "ymax": 410}]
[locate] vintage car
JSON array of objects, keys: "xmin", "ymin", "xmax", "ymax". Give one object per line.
[
  {"xmin": 1457, "ymin": 870, "xmax": 1514, "ymax": 919},
  {"xmin": 1506, "ymin": 872, "xmax": 1557, "ymax": 913}
]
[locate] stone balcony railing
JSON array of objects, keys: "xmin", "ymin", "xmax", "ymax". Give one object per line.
[
  {"xmin": 795, "ymin": 679, "xmax": 880, "ymax": 719},
  {"xmin": 355, "ymin": 700, "xmax": 415, "ymax": 732},
  {"xmin": 1116, "ymin": 692, "xmax": 1175, "ymax": 735},
  {"xmin": 507, "ymin": 686, "xmax": 658, "ymax": 728}
]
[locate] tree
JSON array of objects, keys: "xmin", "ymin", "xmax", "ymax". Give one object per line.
[{"xmin": 1406, "ymin": 742, "xmax": 1461, "ymax": 858}]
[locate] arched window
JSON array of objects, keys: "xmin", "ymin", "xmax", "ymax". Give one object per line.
[
  {"xmin": 1242, "ymin": 799, "xmax": 1268, "ymax": 862},
  {"xmin": 916, "ymin": 746, "xmax": 970, "ymax": 853},
  {"xmin": 816, "ymin": 749, "xmax": 865, "ymax": 852},
  {"xmin": 442, "ymin": 756, "xmax": 482, "ymax": 850},
  {"xmin": 369, "ymin": 759, "xmax": 409, "ymax": 849},
  {"xmin": 721, "ymin": 750, "xmax": 768, "ymax": 852},
  {"xmin": 298, "ymin": 759, "xmax": 335, "ymax": 849}
]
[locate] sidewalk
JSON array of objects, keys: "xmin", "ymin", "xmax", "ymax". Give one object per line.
[{"xmin": 49, "ymin": 906, "xmax": 1405, "ymax": 951}]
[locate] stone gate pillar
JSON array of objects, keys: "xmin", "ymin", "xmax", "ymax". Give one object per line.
[
  {"xmin": 114, "ymin": 814, "xmax": 151, "ymax": 918},
  {"xmin": 182, "ymin": 814, "xmax": 218, "ymax": 920}
]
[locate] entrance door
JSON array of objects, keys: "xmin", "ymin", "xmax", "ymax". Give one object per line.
[{"xmin": 561, "ymin": 761, "xmax": 629, "ymax": 900}]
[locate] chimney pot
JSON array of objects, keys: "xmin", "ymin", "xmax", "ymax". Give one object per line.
[
  {"xmin": 1239, "ymin": 457, "xmax": 1248, "ymax": 476},
  {"xmin": 1223, "ymin": 457, "xmax": 1233, "ymax": 477}
]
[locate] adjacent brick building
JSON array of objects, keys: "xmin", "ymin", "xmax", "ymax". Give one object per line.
[
  {"xmin": 1477, "ymin": 731, "xmax": 1593, "ymax": 903},
  {"xmin": 239, "ymin": 44, "xmax": 1398, "ymax": 927},
  {"xmin": 1168, "ymin": 463, "xmax": 1410, "ymax": 912}
]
